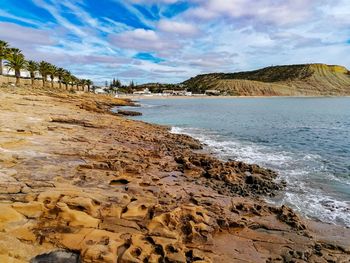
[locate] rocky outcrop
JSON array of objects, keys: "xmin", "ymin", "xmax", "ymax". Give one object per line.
[{"xmin": 0, "ymin": 86, "xmax": 349, "ymax": 262}]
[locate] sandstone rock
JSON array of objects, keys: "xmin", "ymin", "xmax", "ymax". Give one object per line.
[
  {"xmin": 37, "ymin": 191, "xmax": 62, "ymax": 210},
  {"xmin": 121, "ymin": 234, "xmax": 155, "ymax": 262},
  {"xmin": 101, "ymin": 217, "xmax": 141, "ymax": 233},
  {"xmin": 0, "ymin": 204, "xmax": 26, "ymax": 230},
  {"xmin": 60, "ymin": 196, "xmax": 99, "ymax": 217},
  {"xmin": 12, "ymin": 202, "xmax": 44, "ymax": 218},
  {"xmin": 0, "ymin": 183, "xmax": 22, "ymax": 194},
  {"xmin": 10, "ymin": 221, "xmax": 37, "ymax": 242},
  {"xmin": 0, "ymin": 89, "xmax": 348, "ymax": 263},
  {"xmin": 56, "ymin": 202, "xmax": 100, "ymax": 228},
  {"xmin": 121, "ymin": 200, "xmax": 153, "ymax": 221}
]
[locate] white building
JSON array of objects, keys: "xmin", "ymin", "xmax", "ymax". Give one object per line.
[
  {"xmin": 94, "ymin": 87, "xmax": 108, "ymax": 94},
  {"xmin": 2, "ymin": 66, "xmax": 58, "ymax": 81},
  {"xmin": 133, "ymin": 88, "xmax": 151, "ymax": 95}
]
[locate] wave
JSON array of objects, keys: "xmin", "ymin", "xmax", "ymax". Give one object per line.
[
  {"xmin": 171, "ymin": 126, "xmax": 350, "ymax": 227},
  {"xmin": 139, "ymin": 103, "xmax": 169, "ymax": 109}
]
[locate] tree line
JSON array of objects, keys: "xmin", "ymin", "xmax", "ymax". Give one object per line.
[
  {"xmin": 0, "ymin": 40, "xmax": 92, "ymax": 91},
  {"xmin": 102, "ymin": 78, "xmax": 136, "ymax": 94}
]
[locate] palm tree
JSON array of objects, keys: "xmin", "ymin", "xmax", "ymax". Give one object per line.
[
  {"xmin": 0, "ymin": 40, "xmax": 9, "ymax": 76},
  {"xmin": 26, "ymin": 60, "xmax": 38, "ymax": 87},
  {"xmin": 8, "ymin": 48, "xmax": 22, "ymax": 56},
  {"xmin": 56, "ymin": 68, "xmax": 66, "ymax": 89},
  {"xmin": 38, "ymin": 61, "xmax": 51, "ymax": 87},
  {"xmin": 5, "ymin": 53, "xmax": 27, "ymax": 86},
  {"xmin": 85, "ymin": 79, "xmax": 93, "ymax": 92},
  {"xmin": 71, "ymin": 76, "xmax": 79, "ymax": 91},
  {"xmin": 47, "ymin": 64, "xmax": 57, "ymax": 88},
  {"xmin": 79, "ymin": 79, "xmax": 87, "ymax": 91},
  {"xmin": 62, "ymin": 71, "xmax": 72, "ymax": 90}
]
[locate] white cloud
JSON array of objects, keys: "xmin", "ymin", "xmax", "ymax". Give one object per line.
[
  {"xmin": 1, "ymin": 0, "xmax": 349, "ymax": 85},
  {"xmin": 0, "ymin": 10, "xmax": 43, "ymax": 27},
  {"xmin": 158, "ymin": 20, "xmax": 199, "ymax": 36},
  {"xmin": 186, "ymin": 0, "xmax": 324, "ymax": 27},
  {"xmin": 110, "ymin": 29, "xmax": 180, "ymax": 51},
  {"xmin": 0, "ymin": 22, "xmax": 56, "ymax": 46}
]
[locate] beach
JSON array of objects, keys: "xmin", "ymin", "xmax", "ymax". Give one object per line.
[{"xmin": 0, "ymin": 86, "xmax": 349, "ymax": 263}]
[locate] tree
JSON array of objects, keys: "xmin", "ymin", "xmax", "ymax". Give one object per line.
[
  {"xmin": 79, "ymin": 79, "xmax": 86, "ymax": 91},
  {"xmin": 72, "ymin": 76, "xmax": 79, "ymax": 90},
  {"xmin": 56, "ymin": 68, "xmax": 66, "ymax": 89},
  {"xmin": 26, "ymin": 60, "xmax": 38, "ymax": 87},
  {"xmin": 85, "ymin": 79, "xmax": 93, "ymax": 92},
  {"xmin": 62, "ymin": 71, "xmax": 72, "ymax": 90},
  {"xmin": 0, "ymin": 40, "xmax": 9, "ymax": 76},
  {"xmin": 115, "ymin": 79, "xmax": 121, "ymax": 88},
  {"xmin": 1, "ymin": 40, "xmax": 93, "ymax": 91},
  {"xmin": 38, "ymin": 61, "xmax": 51, "ymax": 87},
  {"xmin": 47, "ymin": 64, "xmax": 57, "ymax": 88},
  {"xmin": 5, "ymin": 53, "xmax": 27, "ymax": 86},
  {"xmin": 8, "ymin": 48, "xmax": 22, "ymax": 56}
]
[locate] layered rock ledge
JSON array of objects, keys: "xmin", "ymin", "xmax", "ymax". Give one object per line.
[{"xmin": 0, "ymin": 87, "xmax": 349, "ymax": 263}]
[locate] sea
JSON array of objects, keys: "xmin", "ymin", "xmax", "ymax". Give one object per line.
[{"xmin": 120, "ymin": 97, "xmax": 350, "ymax": 227}]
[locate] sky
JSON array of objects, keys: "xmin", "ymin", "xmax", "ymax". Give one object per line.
[{"xmin": 0, "ymin": 0, "xmax": 349, "ymax": 85}]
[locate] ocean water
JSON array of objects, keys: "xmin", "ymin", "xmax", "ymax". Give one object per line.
[{"xmin": 127, "ymin": 97, "xmax": 350, "ymax": 227}]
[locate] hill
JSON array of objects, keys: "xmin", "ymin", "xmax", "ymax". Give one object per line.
[{"xmin": 183, "ymin": 64, "xmax": 350, "ymax": 96}]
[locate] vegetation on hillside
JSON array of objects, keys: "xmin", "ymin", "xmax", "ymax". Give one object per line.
[
  {"xmin": 0, "ymin": 39, "xmax": 92, "ymax": 90},
  {"xmin": 183, "ymin": 64, "xmax": 350, "ymax": 96}
]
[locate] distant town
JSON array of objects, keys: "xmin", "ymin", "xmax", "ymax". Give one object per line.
[
  {"xmin": 1, "ymin": 64, "xmax": 222, "ymax": 97},
  {"xmin": 94, "ymin": 79, "xmax": 222, "ymax": 97}
]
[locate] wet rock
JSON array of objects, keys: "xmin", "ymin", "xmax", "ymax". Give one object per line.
[
  {"xmin": 272, "ymin": 205, "xmax": 306, "ymax": 230},
  {"xmin": 117, "ymin": 110, "xmax": 142, "ymax": 116},
  {"xmin": 30, "ymin": 250, "xmax": 80, "ymax": 263}
]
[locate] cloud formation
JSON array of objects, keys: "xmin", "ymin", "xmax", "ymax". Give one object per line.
[{"xmin": 0, "ymin": 0, "xmax": 349, "ymax": 84}]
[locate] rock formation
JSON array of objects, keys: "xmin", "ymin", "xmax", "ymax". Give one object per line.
[
  {"xmin": 183, "ymin": 63, "xmax": 350, "ymax": 96},
  {"xmin": 0, "ymin": 86, "xmax": 349, "ymax": 262}
]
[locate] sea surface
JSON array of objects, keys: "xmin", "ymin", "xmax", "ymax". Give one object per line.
[{"xmin": 123, "ymin": 97, "xmax": 350, "ymax": 227}]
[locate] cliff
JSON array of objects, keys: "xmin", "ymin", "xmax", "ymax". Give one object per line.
[
  {"xmin": 183, "ymin": 64, "xmax": 350, "ymax": 96},
  {"xmin": 0, "ymin": 86, "xmax": 349, "ymax": 262}
]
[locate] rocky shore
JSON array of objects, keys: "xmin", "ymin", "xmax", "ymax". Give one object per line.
[{"xmin": 0, "ymin": 86, "xmax": 349, "ymax": 263}]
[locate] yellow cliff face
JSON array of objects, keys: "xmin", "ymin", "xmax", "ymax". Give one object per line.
[
  {"xmin": 184, "ymin": 63, "xmax": 350, "ymax": 96},
  {"xmin": 0, "ymin": 86, "xmax": 350, "ymax": 263},
  {"xmin": 327, "ymin": 65, "xmax": 348, "ymax": 74}
]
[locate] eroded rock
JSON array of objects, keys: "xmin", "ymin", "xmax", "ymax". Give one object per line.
[{"xmin": 0, "ymin": 88, "xmax": 348, "ymax": 263}]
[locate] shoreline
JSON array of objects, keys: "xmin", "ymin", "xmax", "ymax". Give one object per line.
[
  {"xmin": 0, "ymin": 86, "xmax": 349, "ymax": 262},
  {"xmin": 118, "ymin": 94, "xmax": 350, "ymax": 100}
]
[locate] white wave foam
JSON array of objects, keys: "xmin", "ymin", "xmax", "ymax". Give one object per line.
[{"xmin": 171, "ymin": 126, "xmax": 350, "ymax": 227}]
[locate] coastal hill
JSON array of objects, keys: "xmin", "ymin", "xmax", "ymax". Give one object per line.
[{"xmin": 183, "ymin": 64, "xmax": 350, "ymax": 96}]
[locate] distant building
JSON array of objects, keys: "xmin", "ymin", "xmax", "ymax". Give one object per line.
[
  {"xmin": 162, "ymin": 89, "xmax": 192, "ymax": 96},
  {"xmin": 133, "ymin": 88, "xmax": 151, "ymax": 95},
  {"xmin": 162, "ymin": 90, "xmax": 175, "ymax": 95},
  {"xmin": 205, "ymin": 89, "xmax": 220, "ymax": 95},
  {"xmin": 95, "ymin": 87, "xmax": 108, "ymax": 94},
  {"xmin": 2, "ymin": 66, "xmax": 56, "ymax": 81}
]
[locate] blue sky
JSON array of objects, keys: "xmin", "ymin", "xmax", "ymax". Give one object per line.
[{"xmin": 0, "ymin": 0, "xmax": 349, "ymax": 85}]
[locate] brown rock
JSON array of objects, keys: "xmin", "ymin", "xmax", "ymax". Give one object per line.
[{"xmin": 56, "ymin": 202, "xmax": 100, "ymax": 228}]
